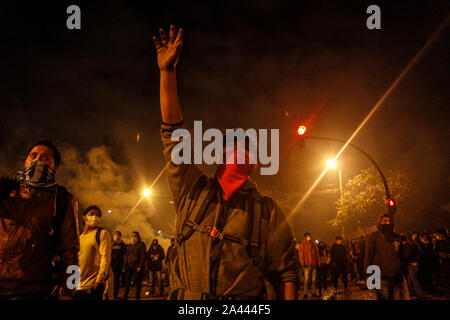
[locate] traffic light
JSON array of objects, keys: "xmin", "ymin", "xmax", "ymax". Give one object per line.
[
  {"xmin": 386, "ymin": 198, "xmax": 396, "ymax": 215},
  {"xmin": 296, "ymin": 125, "xmax": 307, "ymax": 148}
]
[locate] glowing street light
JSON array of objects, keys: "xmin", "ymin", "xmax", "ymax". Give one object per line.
[
  {"xmin": 143, "ymin": 189, "xmax": 151, "ymax": 197},
  {"xmin": 327, "ymin": 159, "xmax": 337, "ymax": 169}
]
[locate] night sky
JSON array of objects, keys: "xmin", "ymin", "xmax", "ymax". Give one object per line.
[{"xmin": 0, "ymin": 1, "xmax": 448, "ymax": 241}]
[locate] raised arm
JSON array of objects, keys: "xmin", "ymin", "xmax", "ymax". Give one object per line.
[
  {"xmin": 153, "ymin": 25, "xmax": 204, "ymax": 208},
  {"xmin": 153, "ymin": 25, "xmax": 184, "ymax": 124}
]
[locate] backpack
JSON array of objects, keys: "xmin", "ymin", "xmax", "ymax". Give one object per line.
[{"xmin": 175, "ymin": 176, "xmax": 275, "ymax": 299}]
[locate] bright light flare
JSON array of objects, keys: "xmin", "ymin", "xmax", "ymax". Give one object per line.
[
  {"xmin": 143, "ymin": 189, "xmax": 151, "ymax": 197},
  {"xmin": 327, "ymin": 159, "xmax": 337, "ymax": 169},
  {"xmin": 297, "ymin": 125, "xmax": 307, "ymax": 136}
]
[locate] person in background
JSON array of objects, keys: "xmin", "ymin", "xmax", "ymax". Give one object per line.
[
  {"xmin": 433, "ymin": 228, "xmax": 450, "ymax": 289},
  {"xmin": 330, "ymin": 236, "xmax": 349, "ymax": 294},
  {"xmin": 298, "ymin": 233, "xmax": 320, "ymax": 299},
  {"xmin": 123, "ymin": 231, "xmax": 146, "ymax": 300},
  {"xmin": 418, "ymin": 233, "xmax": 436, "ymax": 295},
  {"xmin": 165, "ymin": 238, "xmax": 176, "ymax": 286},
  {"xmin": 74, "ymin": 206, "xmax": 112, "ymax": 300},
  {"xmin": 146, "ymin": 239, "xmax": 166, "ymax": 296},
  {"xmin": 111, "ymin": 230, "xmax": 127, "ymax": 299},
  {"xmin": 400, "ymin": 235, "xmax": 424, "ymax": 299},
  {"xmin": 317, "ymin": 241, "xmax": 330, "ymax": 297},
  {"xmin": 364, "ymin": 214, "xmax": 402, "ymax": 300}
]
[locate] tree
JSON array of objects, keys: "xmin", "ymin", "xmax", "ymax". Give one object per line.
[{"xmin": 330, "ymin": 167, "xmax": 413, "ymax": 233}]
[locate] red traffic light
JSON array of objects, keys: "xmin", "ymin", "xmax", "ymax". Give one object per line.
[
  {"xmin": 297, "ymin": 125, "xmax": 307, "ymax": 136},
  {"xmin": 386, "ymin": 198, "xmax": 395, "ymax": 207}
]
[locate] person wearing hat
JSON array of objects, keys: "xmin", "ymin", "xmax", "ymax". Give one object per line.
[{"xmin": 364, "ymin": 213, "xmax": 403, "ymax": 300}]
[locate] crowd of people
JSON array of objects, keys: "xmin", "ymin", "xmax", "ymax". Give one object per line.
[
  {"xmin": 0, "ymin": 140, "xmax": 449, "ymax": 301},
  {"xmin": 296, "ymin": 217, "xmax": 450, "ymax": 300},
  {"xmin": 88, "ymin": 225, "xmax": 175, "ymax": 301}
]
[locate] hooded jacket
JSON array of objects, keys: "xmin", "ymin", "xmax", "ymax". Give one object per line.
[
  {"xmin": 161, "ymin": 122, "xmax": 298, "ymax": 299},
  {"xmin": 146, "ymin": 243, "xmax": 165, "ymax": 271},
  {"xmin": 364, "ymin": 214, "xmax": 402, "ymax": 280}
]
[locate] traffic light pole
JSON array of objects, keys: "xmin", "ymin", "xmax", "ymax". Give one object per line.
[{"xmin": 304, "ymin": 136, "xmax": 395, "ymax": 214}]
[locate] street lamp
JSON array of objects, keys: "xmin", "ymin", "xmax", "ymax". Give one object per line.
[
  {"xmin": 327, "ymin": 159, "xmax": 344, "ymax": 237},
  {"xmin": 327, "ymin": 159, "xmax": 337, "ymax": 169}
]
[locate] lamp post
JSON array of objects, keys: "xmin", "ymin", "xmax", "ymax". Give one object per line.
[{"xmin": 327, "ymin": 160, "xmax": 345, "ymax": 237}]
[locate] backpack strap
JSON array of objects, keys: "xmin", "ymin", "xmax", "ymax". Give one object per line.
[
  {"xmin": 176, "ymin": 176, "xmax": 216, "ymax": 245},
  {"xmin": 96, "ymin": 227, "xmax": 104, "ymax": 246},
  {"xmin": 247, "ymin": 192, "xmax": 263, "ymax": 266},
  {"xmin": 48, "ymin": 185, "xmax": 69, "ymax": 248}
]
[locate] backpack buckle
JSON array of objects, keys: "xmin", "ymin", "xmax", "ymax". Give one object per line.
[{"xmin": 204, "ymin": 226, "xmax": 220, "ymax": 239}]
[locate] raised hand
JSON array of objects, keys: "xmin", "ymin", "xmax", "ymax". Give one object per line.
[{"xmin": 153, "ymin": 25, "xmax": 183, "ymax": 71}]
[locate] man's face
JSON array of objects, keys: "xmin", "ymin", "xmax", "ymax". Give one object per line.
[
  {"xmin": 381, "ymin": 216, "xmax": 393, "ymax": 225},
  {"xmin": 113, "ymin": 233, "xmax": 121, "ymax": 242},
  {"xmin": 222, "ymin": 144, "xmax": 257, "ymax": 169},
  {"xmin": 305, "ymin": 235, "xmax": 311, "ymax": 242},
  {"xmin": 336, "ymin": 239, "xmax": 343, "ymax": 245},
  {"xmin": 25, "ymin": 145, "xmax": 57, "ymax": 170}
]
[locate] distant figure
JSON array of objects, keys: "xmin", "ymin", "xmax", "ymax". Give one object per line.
[
  {"xmin": 75, "ymin": 206, "xmax": 112, "ymax": 300},
  {"xmin": 298, "ymin": 232, "xmax": 320, "ymax": 299},
  {"xmin": 400, "ymin": 235, "xmax": 424, "ymax": 299},
  {"xmin": 434, "ymin": 228, "xmax": 450, "ymax": 289},
  {"xmin": 317, "ymin": 241, "xmax": 330, "ymax": 296},
  {"xmin": 364, "ymin": 214, "xmax": 402, "ymax": 300},
  {"xmin": 123, "ymin": 231, "xmax": 146, "ymax": 300},
  {"xmin": 111, "ymin": 230, "xmax": 127, "ymax": 299},
  {"xmin": 146, "ymin": 239, "xmax": 165, "ymax": 296},
  {"xmin": 330, "ymin": 236, "xmax": 349, "ymax": 293},
  {"xmin": 165, "ymin": 238, "xmax": 176, "ymax": 287}
]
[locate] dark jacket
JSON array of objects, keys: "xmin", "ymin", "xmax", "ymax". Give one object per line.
[
  {"xmin": 0, "ymin": 182, "xmax": 80, "ymax": 296},
  {"xmin": 364, "ymin": 231, "xmax": 402, "ymax": 280},
  {"xmin": 165, "ymin": 244, "xmax": 176, "ymax": 264},
  {"xmin": 330, "ymin": 243, "xmax": 347, "ymax": 268},
  {"xmin": 111, "ymin": 241, "xmax": 127, "ymax": 269},
  {"xmin": 146, "ymin": 244, "xmax": 165, "ymax": 271},
  {"xmin": 124, "ymin": 241, "xmax": 146, "ymax": 271}
]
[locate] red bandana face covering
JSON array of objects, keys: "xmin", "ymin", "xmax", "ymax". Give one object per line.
[{"xmin": 215, "ymin": 148, "xmax": 255, "ymax": 201}]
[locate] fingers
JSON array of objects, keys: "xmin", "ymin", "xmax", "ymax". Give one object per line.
[
  {"xmin": 169, "ymin": 24, "xmax": 175, "ymax": 43},
  {"xmin": 154, "ymin": 25, "xmax": 182, "ymax": 48},
  {"xmin": 159, "ymin": 28, "xmax": 167, "ymax": 45},
  {"xmin": 175, "ymin": 27, "xmax": 184, "ymax": 43},
  {"xmin": 153, "ymin": 36, "xmax": 161, "ymax": 50}
]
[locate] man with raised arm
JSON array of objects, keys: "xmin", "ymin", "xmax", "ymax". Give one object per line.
[{"xmin": 153, "ymin": 25, "xmax": 298, "ymax": 300}]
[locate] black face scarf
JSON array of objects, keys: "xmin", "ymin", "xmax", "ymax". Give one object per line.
[{"xmin": 377, "ymin": 223, "xmax": 395, "ymax": 241}]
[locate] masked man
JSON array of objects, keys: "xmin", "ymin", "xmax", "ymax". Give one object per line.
[
  {"xmin": 154, "ymin": 25, "xmax": 298, "ymax": 300},
  {"xmin": 365, "ymin": 213, "xmax": 403, "ymax": 300},
  {"xmin": 0, "ymin": 140, "xmax": 80, "ymax": 300}
]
